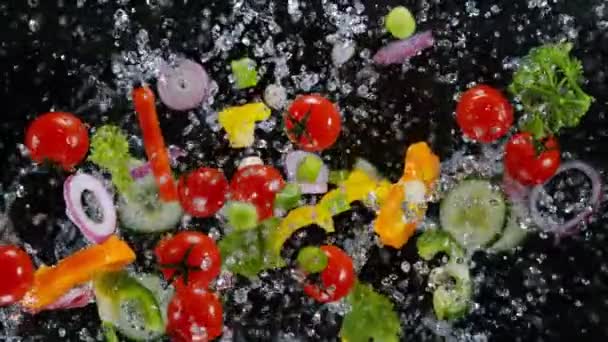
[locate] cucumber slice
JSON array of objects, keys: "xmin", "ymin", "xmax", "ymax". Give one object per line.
[
  {"xmin": 489, "ymin": 214, "xmax": 528, "ymax": 253},
  {"xmin": 440, "ymin": 180, "xmax": 507, "ymax": 250},
  {"xmin": 118, "ymin": 175, "xmax": 183, "ymax": 233}
]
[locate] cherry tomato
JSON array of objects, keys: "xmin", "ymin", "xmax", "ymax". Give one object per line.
[
  {"xmin": 456, "ymin": 85, "xmax": 513, "ymax": 143},
  {"xmin": 25, "ymin": 112, "xmax": 89, "ymax": 170},
  {"xmin": 167, "ymin": 287, "xmax": 223, "ymax": 342},
  {"xmin": 178, "ymin": 167, "xmax": 229, "ymax": 218},
  {"xmin": 303, "ymin": 245, "xmax": 355, "ymax": 303},
  {"xmin": 0, "ymin": 245, "xmax": 34, "ymax": 306},
  {"xmin": 284, "ymin": 94, "xmax": 341, "ymax": 152},
  {"xmin": 504, "ymin": 132, "xmax": 561, "ymax": 185},
  {"xmin": 229, "ymin": 165, "xmax": 285, "ymax": 220},
  {"xmin": 155, "ymin": 232, "xmax": 221, "ymax": 291}
]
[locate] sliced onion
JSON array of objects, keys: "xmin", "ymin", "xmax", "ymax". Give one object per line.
[
  {"xmin": 373, "ymin": 30, "xmax": 434, "ymax": 65},
  {"xmin": 64, "ymin": 174, "xmax": 116, "ymax": 244},
  {"xmin": 284, "ymin": 151, "xmax": 329, "ymax": 194},
  {"xmin": 42, "ymin": 285, "xmax": 94, "ymax": 312},
  {"xmin": 130, "ymin": 146, "xmax": 186, "ymax": 180},
  {"xmin": 157, "ymin": 59, "xmax": 210, "ymax": 111},
  {"xmin": 238, "ymin": 156, "xmax": 264, "ymax": 169},
  {"xmin": 529, "ymin": 161, "xmax": 602, "ymax": 236}
]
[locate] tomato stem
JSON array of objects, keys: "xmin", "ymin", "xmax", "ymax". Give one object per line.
[{"xmin": 285, "ymin": 105, "xmax": 313, "ymax": 143}]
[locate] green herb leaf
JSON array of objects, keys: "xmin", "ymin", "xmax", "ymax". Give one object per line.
[
  {"xmin": 509, "ymin": 42, "xmax": 593, "ymax": 139},
  {"xmin": 340, "ymin": 282, "xmax": 401, "ymax": 342},
  {"xmin": 89, "ymin": 125, "xmax": 134, "ymax": 195}
]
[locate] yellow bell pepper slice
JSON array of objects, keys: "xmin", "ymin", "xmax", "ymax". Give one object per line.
[{"xmin": 218, "ymin": 102, "xmax": 271, "ymax": 148}]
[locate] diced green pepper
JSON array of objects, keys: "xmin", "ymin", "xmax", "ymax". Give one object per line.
[{"xmin": 231, "ymin": 57, "xmax": 258, "ymax": 89}]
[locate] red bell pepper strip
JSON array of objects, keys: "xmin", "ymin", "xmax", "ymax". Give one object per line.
[{"xmin": 132, "ymin": 86, "xmax": 178, "ymax": 202}]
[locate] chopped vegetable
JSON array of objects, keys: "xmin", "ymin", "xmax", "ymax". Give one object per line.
[
  {"xmin": 488, "ymin": 214, "xmax": 528, "ymax": 253},
  {"xmin": 218, "ymin": 102, "xmax": 271, "ymax": 148},
  {"xmin": 284, "ymin": 150, "xmax": 329, "ymax": 194},
  {"xmin": 317, "ymin": 189, "xmax": 351, "ymax": 215},
  {"xmin": 132, "ymin": 86, "xmax": 179, "ymax": 202},
  {"xmin": 373, "ymin": 30, "xmax": 434, "ymax": 65},
  {"xmin": 429, "ymin": 262, "xmax": 472, "ymax": 320},
  {"xmin": 296, "ymin": 155, "xmax": 324, "ymax": 183},
  {"xmin": 416, "ymin": 229, "xmax": 464, "ymax": 261},
  {"xmin": 401, "ymin": 142, "xmax": 440, "ymax": 188},
  {"xmin": 224, "ymin": 201, "xmax": 259, "ymax": 230},
  {"xmin": 274, "ymin": 183, "xmax": 302, "ymax": 213},
  {"xmin": 296, "ymin": 246, "xmax": 328, "ymax": 274},
  {"xmin": 340, "ymin": 282, "xmax": 401, "ymax": 342},
  {"xmin": 102, "ymin": 322, "xmax": 119, "ymax": 342},
  {"xmin": 328, "ymin": 170, "xmax": 349, "ymax": 185},
  {"xmin": 230, "ymin": 164, "xmax": 285, "ymax": 220},
  {"xmin": 89, "ymin": 125, "xmax": 134, "ymax": 195},
  {"xmin": 38, "ymin": 284, "xmax": 94, "ymax": 313},
  {"xmin": 231, "ymin": 57, "xmax": 258, "ymax": 89},
  {"xmin": 64, "ymin": 173, "xmax": 117, "ymax": 244},
  {"xmin": 0, "ymin": 245, "xmax": 34, "ymax": 306},
  {"xmin": 385, "ymin": 6, "xmax": 416, "ymax": 39},
  {"xmin": 219, "ymin": 218, "xmax": 285, "ymax": 278},
  {"xmin": 284, "ymin": 94, "xmax": 342, "ymax": 152},
  {"xmin": 374, "ymin": 183, "xmax": 417, "ymax": 248},
  {"xmin": 302, "ymin": 245, "xmax": 355, "ymax": 303},
  {"xmin": 157, "ymin": 59, "xmax": 210, "ymax": 111},
  {"xmin": 509, "ymin": 43, "xmax": 594, "ymax": 139},
  {"xmin": 21, "ymin": 236, "xmax": 136, "ymax": 310}
]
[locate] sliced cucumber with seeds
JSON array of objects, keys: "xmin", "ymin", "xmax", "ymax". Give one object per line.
[
  {"xmin": 489, "ymin": 213, "xmax": 528, "ymax": 253},
  {"xmin": 440, "ymin": 179, "xmax": 507, "ymax": 250}
]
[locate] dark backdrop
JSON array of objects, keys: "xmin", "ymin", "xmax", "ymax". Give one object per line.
[{"xmin": 1, "ymin": 0, "xmax": 608, "ymax": 341}]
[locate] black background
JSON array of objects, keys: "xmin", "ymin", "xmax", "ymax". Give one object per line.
[{"xmin": 1, "ymin": 0, "xmax": 608, "ymax": 341}]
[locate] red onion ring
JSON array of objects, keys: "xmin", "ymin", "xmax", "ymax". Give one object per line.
[
  {"xmin": 25, "ymin": 284, "xmax": 94, "ymax": 314},
  {"xmin": 64, "ymin": 174, "xmax": 116, "ymax": 244},
  {"xmin": 529, "ymin": 161, "xmax": 602, "ymax": 236},
  {"xmin": 284, "ymin": 151, "xmax": 329, "ymax": 194},
  {"xmin": 130, "ymin": 145, "xmax": 186, "ymax": 179},
  {"xmin": 157, "ymin": 59, "xmax": 210, "ymax": 111},
  {"xmin": 373, "ymin": 30, "xmax": 434, "ymax": 65}
]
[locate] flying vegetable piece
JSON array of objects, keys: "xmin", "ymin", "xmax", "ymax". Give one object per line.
[
  {"xmin": 21, "ymin": 236, "xmax": 136, "ymax": 310},
  {"xmin": 302, "ymin": 245, "xmax": 355, "ymax": 303},
  {"xmin": 401, "ymin": 142, "xmax": 440, "ymax": 187},
  {"xmin": 218, "ymin": 102, "xmax": 271, "ymax": 148},
  {"xmin": 509, "ymin": 42, "xmax": 594, "ymax": 139},
  {"xmin": 133, "ymin": 86, "xmax": 178, "ymax": 202},
  {"xmin": 416, "ymin": 229, "xmax": 465, "ymax": 261},
  {"xmin": 231, "ymin": 57, "xmax": 259, "ymax": 89},
  {"xmin": 340, "ymin": 282, "xmax": 401, "ymax": 342},
  {"xmin": 430, "ymin": 262, "xmax": 472, "ymax": 320},
  {"xmin": 89, "ymin": 125, "xmax": 134, "ymax": 195}
]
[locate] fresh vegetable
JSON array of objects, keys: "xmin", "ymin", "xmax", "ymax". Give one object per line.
[
  {"xmin": 231, "ymin": 57, "xmax": 258, "ymax": 89},
  {"xmin": 340, "ymin": 282, "xmax": 401, "ymax": 342},
  {"xmin": 529, "ymin": 160, "xmax": 602, "ymax": 236},
  {"xmin": 509, "ymin": 43, "xmax": 594, "ymax": 139},
  {"xmin": 273, "ymin": 183, "xmax": 302, "ymax": 214},
  {"xmin": 94, "ymin": 271, "xmax": 165, "ymax": 340},
  {"xmin": 118, "ymin": 174, "xmax": 183, "ymax": 233},
  {"xmin": 284, "ymin": 94, "xmax": 342, "ymax": 152},
  {"xmin": 328, "ymin": 170, "xmax": 349, "ymax": 185},
  {"xmin": 385, "ymin": 6, "xmax": 416, "ymax": 39},
  {"xmin": 102, "ymin": 322, "xmax": 119, "ymax": 342},
  {"xmin": 374, "ymin": 183, "xmax": 418, "ymax": 248},
  {"xmin": 296, "ymin": 246, "xmax": 328, "ymax": 274},
  {"xmin": 238, "ymin": 156, "xmax": 264, "ymax": 169},
  {"xmin": 223, "ymin": 201, "xmax": 259, "ymax": 230},
  {"xmin": 504, "ymin": 132, "xmax": 560, "ymax": 185},
  {"xmin": 157, "ymin": 59, "xmax": 211, "ymax": 111},
  {"xmin": 296, "ymin": 155, "xmax": 324, "ymax": 183},
  {"xmin": 21, "ymin": 235, "xmax": 136, "ymax": 310},
  {"xmin": 37, "ymin": 284, "xmax": 94, "ymax": 312},
  {"xmin": 302, "ymin": 245, "xmax": 355, "ymax": 303},
  {"xmin": 63, "ymin": 173, "xmax": 117, "ymax": 244},
  {"xmin": 488, "ymin": 214, "xmax": 528, "ymax": 253},
  {"xmin": 373, "ymin": 30, "xmax": 434, "ymax": 65},
  {"xmin": 0, "ymin": 245, "xmax": 34, "ymax": 306},
  {"xmin": 178, "ymin": 167, "xmax": 228, "ymax": 218},
  {"xmin": 132, "ymin": 86, "xmax": 178, "ymax": 202},
  {"xmin": 429, "ymin": 262, "xmax": 472, "ymax": 320},
  {"xmin": 218, "ymin": 102, "xmax": 271, "ymax": 148},
  {"xmin": 440, "ymin": 179, "xmax": 507, "ymax": 250},
  {"xmin": 400, "ymin": 142, "xmax": 440, "ymax": 187},
  {"xmin": 219, "ymin": 217, "xmax": 284, "ymax": 278},
  {"xmin": 284, "ymin": 150, "xmax": 329, "ymax": 194},
  {"xmin": 317, "ymin": 189, "xmax": 351, "ymax": 215},
  {"xmin": 89, "ymin": 125, "xmax": 134, "ymax": 195},
  {"xmin": 166, "ymin": 286, "xmax": 223, "ymax": 342},
  {"xmin": 456, "ymin": 85, "xmax": 514, "ymax": 143},
  {"xmin": 229, "ymin": 164, "xmax": 285, "ymax": 221},
  {"xmin": 25, "ymin": 112, "xmax": 89, "ymax": 170},
  {"xmin": 416, "ymin": 229, "xmax": 465, "ymax": 261},
  {"xmin": 130, "ymin": 145, "xmax": 187, "ymax": 179},
  {"xmin": 155, "ymin": 231, "xmax": 221, "ymax": 291}
]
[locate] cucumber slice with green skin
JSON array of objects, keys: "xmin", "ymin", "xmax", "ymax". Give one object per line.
[
  {"xmin": 489, "ymin": 213, "xmax": 528, "ymax": 253},
  {"xmin": 430, "ymin": 262, "xmax": 472, "ymax": 320},
  {"xmin": 118, "ymin": 175, "xmax": 183, "ymax": 233},
  {"xmin": 440, "ymin": 179, "xmax": 507, "ymax": 250}
]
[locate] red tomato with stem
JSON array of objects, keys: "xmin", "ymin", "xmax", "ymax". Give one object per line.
[
  {"xmin": 25, "ymin": 112, "xmax": 89, "ymax": 170},
  {"xmin": 456, "ymin": 85, "xmax": 513, "ymax": 143},
  {"xmin": 229, "ymin": 165, "xmax": 285, "ymax": 220},
  {"xmin": 303, "ymin": 245, "xmax": 355, "ymax": 303},
  {"xmin": 155, "ymin": 232, "xmax": 221, "ymax": 292},
  {"xmin": 284, "ymin": 94, "xmax": 341, "ymax": 152},
  {"xmin": 178, "ymin": 167, "xmax": 229, "ymax": 218},
  {"xmin": 504, "ymin": 132, "xmax": 561, "ymax": 185},
  {"xmin": 167, "ymin": 287, "xmax": 223, "ymax": 342},
  {"xmin": 0, "ymin": 245, "xmax": 34, "ymax": 306}
]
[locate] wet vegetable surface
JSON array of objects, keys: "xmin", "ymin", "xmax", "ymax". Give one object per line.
[{"xmin": 1, "ymin": 0, "xmax": 608, "ymax": 340}]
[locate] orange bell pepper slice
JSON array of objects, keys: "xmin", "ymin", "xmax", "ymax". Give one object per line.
[
  {"xmin": 374, "ymin": 184, "xmax": 418, "ymax": 248},
  {"xmin": 133, "ymin": 86, "xmax": 178, "ymax": 202},
  {"xmin": 401, "ymin": 142, "xmax": 440, "ymax": 189},
  {"xmin": 21, "ymin": 235, "xmax": 136, "ymax": 310}
]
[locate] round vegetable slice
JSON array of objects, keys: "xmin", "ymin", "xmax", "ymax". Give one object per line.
[
  {"xmin": 488, "ymin": 214, "xmax": 528, "ymax": 253},
  {"xmin": 440, "ymin": 179, "xmax": 507, "ymax": 250},
  {"xmin": 157, "ymin": 59, "xmax": 210, "ymax": 111}
]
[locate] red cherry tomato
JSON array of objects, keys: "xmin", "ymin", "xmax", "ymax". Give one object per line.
[
  {"xmin": 504, "ymin": 132, "xmax": 561, "ymax": 185},
  {"xmin": 456, "ymin": 85, "xmax": 513, "ymax": 143},
  {"xmin": 178, "ymin": 167, "xmax": 229, "ymax": 218},
  {"xmin": 155, "ymin": 232, "xmax": 221, "ymax": 292},
  {"xmin": 167, "ymin": 287, "xmax": 223, "ymax": 342},
  {"xmin": 303, "ymin": 245, "xmax": 355, "ymax": 303},
  {"xmin": 25, "ymin": 112, "xmax": 89, "ymax": 170},
  {"xmin": 284, "ymin": 94, "xmax": 341, "ymax": 152},
  {"xmin": 0, "ymin": 245, "xmax": 34, "ymax": 306},
  {"xmin": 229, "ymin": 165, "xmax": 285, "ymax": 220}
]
